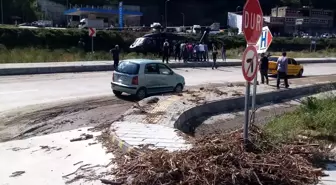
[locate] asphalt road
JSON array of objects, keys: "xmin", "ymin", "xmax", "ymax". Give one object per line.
[{"xmin": 1, "ymin": 63, "xmax": 336, "ymax": 113}]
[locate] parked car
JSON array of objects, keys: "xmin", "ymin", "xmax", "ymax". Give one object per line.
[
  {"xmin": 268, "ymin": 56, "xmax": 304, "ymax": 77},
  {"xmin": 111, "ymin": 59, "xmax": 185, "ymax": 100}
]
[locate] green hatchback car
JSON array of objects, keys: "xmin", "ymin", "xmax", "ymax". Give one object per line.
[{"xmin": 111, "ymin": 59, "xmax": 185, "ymax": 100}]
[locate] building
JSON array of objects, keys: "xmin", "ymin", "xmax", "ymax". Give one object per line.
[
  {"xmin": 227, "ymin": 12, "xmax": 269, "ymax": 34},
  {"xmin": 270, "ymin": 6, "xmax": 334, "ymax": 35},
  {"xmin": 64, "ymin": 4, "xmax": 143, "ymax": 28},
  {"xmin": 37, "ymin": 0, "xmax": 67, "ymax": 25},
  {"xmin": 36, "ymin": 0, "xmax": 142, "ymax": 27},
  {"xmin": 227, "ymin": 6, "xmax": 334, "ymax": 36}
]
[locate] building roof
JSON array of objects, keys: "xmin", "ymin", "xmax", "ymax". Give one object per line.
[{"xmin": 64, "ymin": 7, "xmax": 143, "ymax": 16}]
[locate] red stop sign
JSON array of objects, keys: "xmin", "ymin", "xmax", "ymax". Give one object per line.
[{"xmin": 242, "ymin": 0, "xmax": 263, "ymax": 45}]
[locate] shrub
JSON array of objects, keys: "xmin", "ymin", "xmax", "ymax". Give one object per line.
[{"xmin": 1, "ymin": 27, "xmax": 336, "ymax": 52}]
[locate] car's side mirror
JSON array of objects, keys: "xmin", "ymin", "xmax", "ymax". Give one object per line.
[{"xmin": 169, "ymin": 71, "xmax": 174, "ymax": 75}]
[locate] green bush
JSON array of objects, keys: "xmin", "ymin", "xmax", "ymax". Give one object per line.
[
  {"xmin": 1, "ymin": 27, "xmax": 336, "ymax": 52},
  {"xmin": 0, "ymin": 28, "xmax": 145, "ymax": 52}
]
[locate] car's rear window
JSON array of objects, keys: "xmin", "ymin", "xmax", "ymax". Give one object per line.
[
  {"xmin": 116, "ymin": 61, "xmax": 140, "ymax": 75},
  {"xmin": 268, "ymin": 57, "xmax": 279, "ymax": 62}
]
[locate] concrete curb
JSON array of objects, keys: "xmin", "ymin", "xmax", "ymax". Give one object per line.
[
  {"xmin": 1, "ymin": 59, "xmax": 336, "ymax": 75},
  {"xmin": 174, "ymin": 82, "xmax": 336, "ymax": 134},
  {"xmin": 108, "ymin": 131, "xmax": 142, "ymax": 154},
  {"xmin": 109, "ymin": 82, "xmax": 336, "ymax": 154}
]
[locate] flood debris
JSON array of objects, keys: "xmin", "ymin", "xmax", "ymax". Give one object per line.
[
  {"xmin": 109, "ymin": 126, "xmax": 327, "ymax": 185},
  {"xmin": 70, "ymin": 133, "xmax": 93, "ymax": 142},
  {"xmin": 100, "ymin": 179, "xmax": 123, "ymax": 185},
  {"xmin": 10, "ymin": 171, "xmax": 25, "ymax": 177}
]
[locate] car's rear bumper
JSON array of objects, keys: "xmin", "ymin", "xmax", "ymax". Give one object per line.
[{"xmin": 111, "ymin": 82, "xmax": 137, "ymax": 95}]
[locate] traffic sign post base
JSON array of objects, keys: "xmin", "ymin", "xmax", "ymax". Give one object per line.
[{"xmin": 243, "ymin": 81, "xmax": 251, "ymax": 149}]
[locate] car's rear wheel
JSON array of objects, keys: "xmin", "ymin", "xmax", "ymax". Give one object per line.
[
  {"xmin": 297, "ymin": 69, "xmax": 303, "ymax": 78},
  {"xmin": 135, "ymin": 88, "xmax": 147, "ymax": 100},
  {"xmin": 113, "ymin": 90, "xmax": 122, "ymax": 97},
  {"xmin": 174, "ymin": 84, "xmax": 183, "ymax": 93}
]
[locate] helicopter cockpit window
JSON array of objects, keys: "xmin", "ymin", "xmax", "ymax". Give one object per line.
[{"xmin": 132, "ymin": 38, "xmax": 145, "ymax": 46}]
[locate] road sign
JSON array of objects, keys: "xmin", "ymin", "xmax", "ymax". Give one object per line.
[
  {"xmin": 89, "ymin": 28, "xmax": 96, "ymax": 37},
  {"xmin": 255, "ymin": 26, "xmax": 273, "ymax": 54},
  {"xmin": 242, "ymin": 45, "xmax": 259, "ymax": 82},
  {"xmin": 89, "ymin": 28, "xmax": 96, "ymax": 52},
  {"xmin": 242, "ymin": 0, "xmax": 264, "ymax": 45}
]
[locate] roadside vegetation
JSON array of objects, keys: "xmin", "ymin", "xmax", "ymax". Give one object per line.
[
  {"xmin": 104, "ymin": 94, "xmax": 336, "ymax": 185},
  {"xmin": 264, "ymin": 93, "xmax": 336, "ymax": 144},
  {"xmin": 1, "ymin": 27, "xmax": 336, "ymax": 63},
  {"xmin": 1, "ymin": 47, "xmax": 336, "ymax": 63},
  {"xmin": 0, "ymin": 48, "xmax": 158, "ymax": 63},
  {"xmin": 1, "ymin": 27, "xmax": 336, "ymax": 51}
]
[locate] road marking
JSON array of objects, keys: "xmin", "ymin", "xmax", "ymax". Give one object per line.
[{"xmin": 0, "ymin": 89, "xmax": 39, "ymax": 95}]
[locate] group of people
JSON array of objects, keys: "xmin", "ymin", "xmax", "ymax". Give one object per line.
[
  {"xmin": 111, "ymin": 41, "xmax": 290, "ymax": 89},
  {"xmin": 161, "ymin": 39, "xmax": 227, "ymax": 70},
  {"xmin": 259, "ymin": 51, "xmax": 289, "ymax": 89}
]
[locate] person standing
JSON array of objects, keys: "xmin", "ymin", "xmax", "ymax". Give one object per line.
[
  {"xmin": 162, "ymin": 39, "xmax": 170, "ymax": 63},
  {"xmin": 212, "ymin": 43, "xmax": 218, "ymax": 70},
  {"xmin": 276, "ymin": 52, "xmax": 289, "ymax": 89},
  {"xmin": 180, "ymin": 41, "xmax": 186, "ymax": 61},
  {"xmin": 173, "ymin": 42, "xmax": 180, "ymax": 62},
  {"xmin": 110, "ymin": 45, "xmax": 120, "ymax": 70},
  {"xmin": 221, "ymin": 44, "xmax": 227, "ymax": 62},
  {"xmin": 193, "ymin": 43, "xmax": 199, "ymax": 61},
  {"xmin": 259, "ymin": 53, "xmax": 269, "ymax": 85},
  {"xmin": 182, "ymin": 42, "xmax": 188, "ymax": 63},
  {"xmin": 204, "ymin": 43, "xmax": 209, "ymax": 61},
  {"xmin": 187, "ymin": 42, "xmax": 193, "ymax": 61},
  {"xmin": 198, "ymin": 42, "xmax": 205, "ymax": 61},
  {"xmin": 78, "ymin": 38, "xmax": 85, "ymax": 52}
]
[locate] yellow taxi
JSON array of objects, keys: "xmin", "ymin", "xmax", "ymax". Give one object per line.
[{"xmin": 268, "ymin": 56, "xmax": 304, "ymax": 77}]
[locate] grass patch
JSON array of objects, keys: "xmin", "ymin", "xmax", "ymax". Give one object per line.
[
  {"xmin": 0, "ymin": 47, "xmax": 159, "ymax": 63},
  {"xmin": 1, "ymin": 47, "xmax": 336, "ymax": 63},
  {"xmin": 227, "ymin": 47, "xmax": 336, "ymax": 58},
  {"xmin": 264, "ymin": 93, "xmax": 336, "ymax": 144}
]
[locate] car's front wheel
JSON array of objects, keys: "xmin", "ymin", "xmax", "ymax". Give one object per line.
[
  {"xmin": 135, "ymin": 88, "xmax": 147, "ymax": 100},
  {"xmin": 174, "ymin": 84, "xmax": 183, "ymax": 93},
  {"xmin": 113, "ymin": 90, "xmax": 122, "ymax": 97}
]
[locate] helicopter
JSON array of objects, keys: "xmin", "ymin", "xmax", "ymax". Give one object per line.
[{"xmin": 129, "ymin": 25, "xmax": 211, "ymax": 55}]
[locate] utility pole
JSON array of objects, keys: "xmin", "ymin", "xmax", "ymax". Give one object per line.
[
  {"xmin": 161, "ymin": 15, "xmax": 164, "ymax": 26},
  {"xmin": 309, "ymin": 0, "xmax": 312, "ymax": 36},
  {"xmin": 1, "ymin": 0, "xmax": 3, "ymax": 24},
  {"xmin": 181, "ymin": 12, "xmax": 185, "ymax": 28},
  {"xmin": 165, "ymin": 0, "xmax": 170, "ymax": 28}
]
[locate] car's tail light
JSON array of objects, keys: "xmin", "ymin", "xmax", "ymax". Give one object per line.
[{"xmin": 132, "ymin": 76, "xmax": 138, "ymax": 85}]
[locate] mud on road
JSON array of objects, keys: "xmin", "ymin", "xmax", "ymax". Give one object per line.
[
  {"xmin": 0, "ymin": 96, "xmax": 133, "ymax": 142},
  {"xmin": 0, "ymin": 83, "xmax": 236, "ymax": 143}
]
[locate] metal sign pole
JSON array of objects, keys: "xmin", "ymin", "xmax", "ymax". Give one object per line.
[
  {"xmin": 251, "ymin": 71, "xmax": 258, "ymax": 123},
  {"xmin": 244, "ymin": 81, "xmax": 251, "ymax": 148},
  {"xmin": 91, "ymin": 36, "xmax": 94, "ymax": 53}
]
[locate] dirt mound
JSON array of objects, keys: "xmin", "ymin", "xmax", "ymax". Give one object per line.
[{"xmin": 111, "ymin": 126, "xmax": 326, "ymax": 185}]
